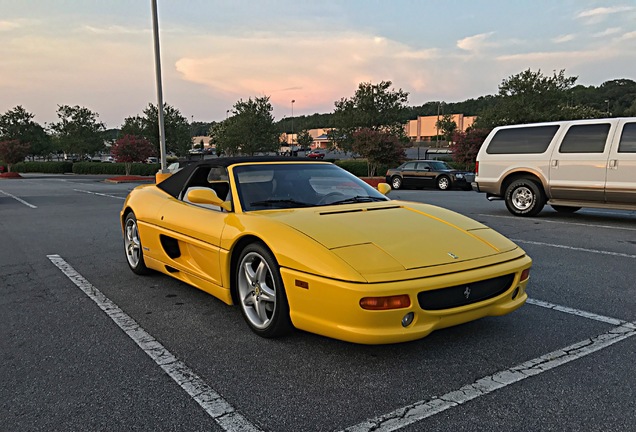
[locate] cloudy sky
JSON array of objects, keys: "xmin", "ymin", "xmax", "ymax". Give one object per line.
[{"xmin": 1, "ymin": 0, "xmax": 635, "ymax": 128}]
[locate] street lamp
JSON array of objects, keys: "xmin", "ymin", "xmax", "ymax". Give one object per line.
[
  {"xmin": 291, "ymin": 100, "xmax": 295, "ymax": 137},
  {"xmin": 226, "ymin": 109, "xmax": 230, "ymax": 120},
  {"xmin": 190, "ymin": 115, "xmax": 194, "ymax": 150},
  {"xmin": 605, "ymin": 99, "xmax": 610, "ymax": 117}
]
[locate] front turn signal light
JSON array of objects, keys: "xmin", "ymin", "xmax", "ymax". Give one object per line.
[
  {"xmin": 520, "ymin": 268, "xmax": 530, "ymax": 281},
  {"xmin": 360, "ymin": 295, "xmax": 411, "ymax": 310}
]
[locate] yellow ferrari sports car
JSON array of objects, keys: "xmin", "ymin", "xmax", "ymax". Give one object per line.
[{"xmin": 121, "ymin": 157, "xmax": 531, "ymax": 344}]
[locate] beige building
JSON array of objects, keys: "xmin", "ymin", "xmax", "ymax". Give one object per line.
[{"xmin": 406, "ymin": 114, "xmax": 476, "ymax": 142}]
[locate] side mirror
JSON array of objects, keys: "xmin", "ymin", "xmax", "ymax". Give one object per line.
[
  {"xmin": 186, "ymin": 188, "xmax": 233, "ymax": 212},
  {"xmin": 377, "ymin": 183, "xmax": 391, "ymax": 195}
]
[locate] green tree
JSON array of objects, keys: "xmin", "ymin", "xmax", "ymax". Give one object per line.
[
  {"xmin": 121, "ymin": 104, "xmax": 191, "ymax": 156},
  {"xmin": 111, "ymin": 134, "xmax": 155, "ymax": 176},
  {"xmin": 296, "ymin": 129, "xmax": 314, "ymax": 149},
  {"xmin": 352, "ymin": 128, "xmax": 405, "ymax": 176},
  {"xmin": 331, "ymin": 81, "xmax": 409, "ymax": 153},
  {"xmin": 435, "ymin": 113, "xmax": 457, "ymax": 143},
  {"xmin": 50, "ymin": 105, "xmax": 106, "ymax": 157},
  {"xmin": 0, "ymin": 139, "xmax": 31, "ymax": 172},
  {"xmin": 214, "ymin": 96, "xmax": 279, "ymax": 156},
  {"xmin": 475, "ymin": 69, "xmax": 604, "ymax": 128},
  {"xmin": 449, "ymin": 128, "xmax": 491, "ymax": 171},
  {"xmin": 0, "ymin": 106, "xmax": 53, "ymax": 160}
]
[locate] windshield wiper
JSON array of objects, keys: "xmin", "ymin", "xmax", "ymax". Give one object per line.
[
  {"xmin": 249, "ymin": 199, "xmax": 313, "ymax": 208},
  {"xmin": 325, "ymin": 196, "xmax": 388, "ymax": 205}
]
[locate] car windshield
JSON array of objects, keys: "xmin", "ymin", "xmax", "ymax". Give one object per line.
[
  {"xmin": 429, "ymin": 161, "xmax": 452, "ymax": 170},
  {"xmin": 233, "ymin": 163, "xmax": 389, "ymax": 211}
]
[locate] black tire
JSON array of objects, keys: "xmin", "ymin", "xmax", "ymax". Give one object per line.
[
  {"xmin": 123, "ymin": 212, "xmax": 152, "ymax": 275},
  {"xmin": 436, "ymin": 176, "xmax": 451, "ymax": 190},
  {"xmin": 504, "ymin": 179, "xmax": 545, "ymax": 216},
  {"xmin": 235, "ymin": 243, "xmax": 292, "ymax": 338},
  {"xmin": 391, "ymin": 176, "xmax": 402, "ymax": 190},
  {"xmin": 551, "ymin": 205, "xmax": 581, "ymax": 214}
]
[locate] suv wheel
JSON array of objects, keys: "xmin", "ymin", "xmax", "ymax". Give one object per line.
[
  {"xmin": 391, "ymin": 176, "xmax": 402, "ymax": 190},
  {"xmin": 504, "ymin": 179, "xmax": 545, "ymax": 216}
]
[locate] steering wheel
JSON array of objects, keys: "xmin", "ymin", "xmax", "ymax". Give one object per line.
[{"xmin": 318, "ymin": 192, "xmax": 346, "ymax": 205}]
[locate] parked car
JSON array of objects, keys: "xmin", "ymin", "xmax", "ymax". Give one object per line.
[
  {"xmin": 146, "ymin": 157, "xmax": 158, "ymax": 164},
  {"xmin": 121, "ymin": 157, "xmax": 531, "ymax": 344},
  {"xmin": 386, "ymin": 160, "xmax": 474, "ymax": 190},
  {"xmin": 473, "ymin": 117, "xmax": 636, "ymax": 216},
  {"xmin": 307, "ymin": 149, "xmax": 326, "ymax": 159}
]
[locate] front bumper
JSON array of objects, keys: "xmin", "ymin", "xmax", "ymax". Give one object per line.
[{"xmin": 281, "ymin": 254, "xmax": 532, "ymax": 344}]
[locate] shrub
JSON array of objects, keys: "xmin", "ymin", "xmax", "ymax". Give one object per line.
[
  {"xmin": 335, "ymin": 159, "xmax": 391, "ymax": 177},
  {"xmin": 13, "ymin": 161, "xmax": 73, "ymax": 173}
]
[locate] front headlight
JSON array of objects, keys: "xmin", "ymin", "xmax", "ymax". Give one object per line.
[{"xmin": 455, "ymin": 173, "xmax": 464, "ymax": 179}]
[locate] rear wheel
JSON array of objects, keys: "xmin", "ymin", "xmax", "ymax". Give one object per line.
[
  {"xmin": 504, "ymin": 179, "xmax": 545, "ymax": 216},
  {"xmin": 124, "ymin": 212, "xmax": 151, "ymax": 275},
  {"xmin": 436, "ymin": 176, "xmax": 451, "ymax": 190},
  {"xmin": 391, "ymin": 176, "xmax": 402, "ymax": 190},
  {"xmin": 236, "ymin": 243, "xmax": 292, "ymax": 338},
  {"xmin": 551, "ymin": 205, "xmax": 581, "ymax": 213}
]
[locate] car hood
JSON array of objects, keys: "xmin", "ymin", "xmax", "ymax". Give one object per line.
[{"xmin": 262, "ymin": 201, "xmax": 518, "ymax": 275}]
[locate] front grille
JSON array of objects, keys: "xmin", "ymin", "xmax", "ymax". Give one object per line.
[{"xmin": 417, "ymin": 274, "xmax": 515, "ymax": 311}]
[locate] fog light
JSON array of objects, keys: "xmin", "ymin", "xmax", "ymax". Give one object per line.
[
  {"xmin": 512, "ymin": 287, "xmax": 520, "ymax": 300},
  {"xmin": 401, "ymin": 312, "xmax": 414, "ymax": 327}
]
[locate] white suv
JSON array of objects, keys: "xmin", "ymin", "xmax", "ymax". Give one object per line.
[{"xmin": 473, "ymin": 118, "xmax": 636, "ymax": 216}]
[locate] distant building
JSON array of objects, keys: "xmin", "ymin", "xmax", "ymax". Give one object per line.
[
  {"xmin": 405, "ymin": 114, "xmax": 476, "ymax": 143},
  {"xmin": 277, "ymin": 114, "xmax": 476, "ymax": 151}
]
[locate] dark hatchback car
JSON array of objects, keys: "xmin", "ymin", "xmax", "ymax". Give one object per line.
[{"xmin": 386, "ymin": 160, "xmax": 475, "ymax": 190}]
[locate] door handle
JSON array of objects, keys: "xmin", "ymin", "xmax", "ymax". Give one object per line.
[
  {"xmin": 551, "ymin": 160, "xmax": 558, "ymax": 168},
  {"xmin": 608, "ymin": 159, "xmax": 617, "ymax": 169}
]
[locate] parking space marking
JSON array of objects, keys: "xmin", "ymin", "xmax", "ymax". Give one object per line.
[
  {"xmin": 0, "ymin": 189, "xmax": 37, "ymax": 208},
  {"xmin": 74, "ymin": 189, "xmax": 126, "ymax": 200},
  {"xmin": 479, "ymin": 213, "xmax": 636, "ymax": 231},
  {"xmin": 527, "ymin": 298, "xmax": 626, "ymax": 325},
  {"xmin": 343, "ymin": 320, "xmax": 636, "ymax": 432},
  {"xmin": 512, "ymin": 239, "xmax": 636, "ymax": 259},
  {"xmin": 47, "ymin": 254, "xmax": 262, "ymax": 432}
]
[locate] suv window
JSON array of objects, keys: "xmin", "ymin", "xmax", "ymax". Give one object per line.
[
  {"xmin": 486, "ymin": 125, "xmax": 559, "ymax": 154},
  {"xmin": 618, "ymin": 123, "xmax": 636, "ymax": 153},
  {"xmin": 559, "ymin": 123, "xmax": 610, "ymax": 153},
  {"xmin": 402, "ymin": 162, "xmax": 417, "ymax": 170}
]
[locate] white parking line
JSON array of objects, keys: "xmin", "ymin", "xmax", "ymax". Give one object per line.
[
  {"xmin": 47, "ymin": 254, "xmax": 262, "ymax": 432},
  {"xmin": 0, "ymin": 189, "xmax": 37, "ymax": 208},
  {"xmin": 342, "ymin": 299, "xmax": 633, "ymax": 431},
  {"xmin": 478, "ymin": 213, "xmax": 636, "ymax": 231},
  {"xmin": 342, "ymin": 320, "xmax": 636, "ymax": 432},
  {"xmin": 526, "ymin": 298, "xmax": 626, "ymax": 326},
  {"xmin": 512, "ymin": 239, "xmax": 636, "ymax": 259},
  {"xmin": 74, "ymin": 189, "xmax": 126, "ymax": 200}
]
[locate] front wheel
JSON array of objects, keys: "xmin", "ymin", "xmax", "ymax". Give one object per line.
[
  {"xmin": 504, "ymin": 179, "xmax": 545, "ymax": 216},
  {"xmin": 436, "ymin": 176, "xmax": 451, "ymax": 190},
  {"xmin": 236, "ymin": 243, "xmax": 292, "ymax": 338},
  {"xmin": 124, "ymin": 212, "xmax": 151, "ymax": 275}
]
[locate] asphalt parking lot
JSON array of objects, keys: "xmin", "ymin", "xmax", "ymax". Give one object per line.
[{"xmin": 1, "ymin": 174, "xmax": 635, "ymax": 431}]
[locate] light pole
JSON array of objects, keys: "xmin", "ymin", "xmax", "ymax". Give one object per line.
[
  {"xmin": 226, "ymin": 109, "xmax": 230, "ymax": 120},
  {"xmin": 292, "ymin": 99, "xmax": 296, "ymax": 143},
  {"xmin": 151, "ymin": 0, "xmax": 168, "ymax": 180},
  {"xmin": 436, "ymin": 102, "xmax": 440, "ymax": 148},
  {"xmin": 291, "ymin": 100, "xmax": 295, "ymax": 155},
  {"xmin": 605, "ymin": 99, "xmax": 610, "ymax": 117},
  {"xmin": 190, "ymin": 115, "xmax": 194, "ymax": 150}
]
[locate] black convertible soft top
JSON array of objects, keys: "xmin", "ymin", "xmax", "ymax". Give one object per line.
[{"xmin": 156, "ymin": 156, "xmax": 329, "ymax": 198}]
